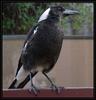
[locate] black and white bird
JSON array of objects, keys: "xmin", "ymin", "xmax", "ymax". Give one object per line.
[{"xmin": 9, "ymin": 5, "xmax": 79, "ymax": 94}]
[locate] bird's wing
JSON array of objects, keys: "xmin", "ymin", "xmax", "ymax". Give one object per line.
[
  {"xmin": 15, "ymin": 56, "xmax": 22, "ymax": 76},
  {"xmin": 23, "ymin": 24, "xmax": 39, "ymax": 47},
  {"xmin": 15, "ymin": 24, "xmax": 39, "ymax": 76}
]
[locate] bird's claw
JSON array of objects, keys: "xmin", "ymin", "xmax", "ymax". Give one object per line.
[
  {"xmin": 29, "ymin": 86, "xmax": 40, "ymax": 96},
  {"xmin": 51, "ymin": 84, "xmax": 64, "ymax": 94}
]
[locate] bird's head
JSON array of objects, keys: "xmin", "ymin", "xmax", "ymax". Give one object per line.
[{"xmin": 38, "ymin": 5, "xmax": 79, "ymax": 23}]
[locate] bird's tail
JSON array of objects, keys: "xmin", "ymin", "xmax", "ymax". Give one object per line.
[
  {"xmin": 8, "ymin": 72, "xmax": 37, "ymax": 89},
  {"xmin": 8, "ymin": 74, "xmax": 31, "ymax": 89},
  {"xmin": 8, "ymin": 79, "xmax": 17, "ymax": 89}
]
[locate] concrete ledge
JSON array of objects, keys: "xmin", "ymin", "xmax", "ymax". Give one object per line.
[{"xmin": 3, "ymin": 88, "xmax": 93, "ymax": 97}]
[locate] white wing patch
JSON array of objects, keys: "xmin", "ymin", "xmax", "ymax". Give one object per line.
[
  {"xmin": 33, "ymin": 27, "xmax": 38, "ymax": 35},
  {"xmin": 24, "ymin": 43, "xmax": 27, "ymax": 49},
  {"xmin": 38, "ymin": 8, "xmax": 50, "ymax": 22},
  {"xmin": 23, "ymin": 27, "xmax": 38, "ymax": 51},
  {"xmin": 23, "ymin": 42, "xmax": 28, "ymax": 51}
]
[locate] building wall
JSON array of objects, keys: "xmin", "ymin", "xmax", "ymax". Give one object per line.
[{"xmin": 3, "ymin": 38, "xmax": 93, "ymax": 89}]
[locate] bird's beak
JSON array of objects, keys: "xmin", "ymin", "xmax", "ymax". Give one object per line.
[{"xmin": 63, "ymin": 9, "xmax": 79, "ymax": 16}]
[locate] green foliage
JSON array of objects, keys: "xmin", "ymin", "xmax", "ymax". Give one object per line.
[{"xmin": 3, "ymin": 18, "xmax": 15, "ymax": 30}]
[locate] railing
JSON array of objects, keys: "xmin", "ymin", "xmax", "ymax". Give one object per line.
[
  {"xmin": 3, "ymin": 35, "xmax": 93, "ymax": 40},
  {"xmin": 3, "ymin": 88, "xmax": 93, "ymax": 97}
]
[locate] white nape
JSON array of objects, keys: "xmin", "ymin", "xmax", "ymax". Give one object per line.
[{"xmin": 38, "ymin": 8, "xmax": 50, "ymax": 22}]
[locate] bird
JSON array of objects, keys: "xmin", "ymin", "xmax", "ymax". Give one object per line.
[{"xmin": 8, "ymin": 5, "xmax": 79, "ymax": 95}]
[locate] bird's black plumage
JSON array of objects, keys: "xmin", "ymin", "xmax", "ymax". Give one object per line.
[
  {"xmin": 9, "ymin": 6, "xmax": 79, "ymax": 93},
  {"xmin": 15, "ymin": 24, "xmax": 39, "ymax": 76},
  {"xmin": 21, "ymin": 20, "xmax": 64, "ymax": 72}
]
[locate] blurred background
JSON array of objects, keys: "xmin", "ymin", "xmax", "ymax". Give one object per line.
[
  {"xmin": 2, "ymin": 2, "xmax": 93, "ymax": 36},
  {"xmin": 2, "ymin": 2, "xmax": 93, "ymax": 89}
]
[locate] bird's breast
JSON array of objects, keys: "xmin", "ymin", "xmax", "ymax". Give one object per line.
[{"xmin": 21, "ymin": 22, "xmax": 64, "ymax": 71}]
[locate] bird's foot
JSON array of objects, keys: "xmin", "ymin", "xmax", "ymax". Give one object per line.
[
  {"xmin": 51, "ymin": 84, "xmax": 64, "ymax": 94},
  {"xmin": 29, "ymin": 85, "xmax": 40, "ymax": 96}
]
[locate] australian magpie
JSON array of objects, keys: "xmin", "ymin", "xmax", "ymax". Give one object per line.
[{"xmin": 9, "ymin": 5, "xmax": 79, "ymax": 95}]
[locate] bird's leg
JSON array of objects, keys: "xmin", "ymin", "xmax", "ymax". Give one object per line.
[
  {"xmin": 43, "ymin": 72, "xmax": 61, "ymax": 94},
  {"xmin": 29, "ymin": 72, "xmax": 39, "ymax": 95}
]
